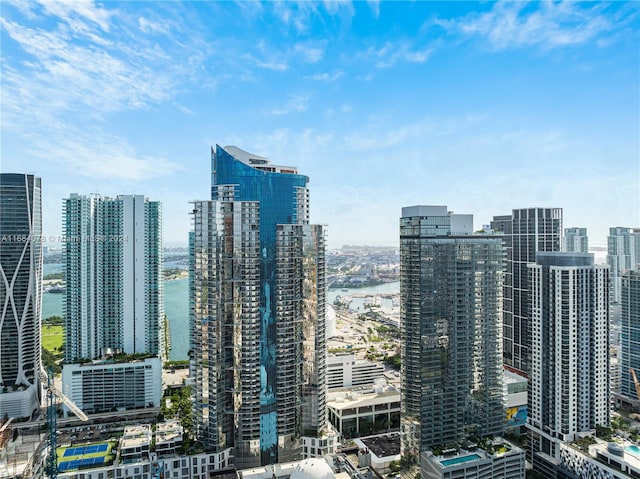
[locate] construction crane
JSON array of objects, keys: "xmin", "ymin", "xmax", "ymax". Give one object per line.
[
  {"xmin": 630, "ymin": 368, "xmax": 640, "ymax": 403},
  {"xmin": 0, "ymin": 417, "xmax": 13, "ymax": 449},
  {"xmin": 40, "ymin": 368, "xmax": 89, "ymax": 479}
]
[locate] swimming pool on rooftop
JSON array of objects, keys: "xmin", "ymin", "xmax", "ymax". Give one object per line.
[
  {"xmin": 626, "ymin": 445, "xmax": 640, "ymax": 458},
  {"xmin": 440, "ymin": 453, "xmax": 482, "ymax": 467}
]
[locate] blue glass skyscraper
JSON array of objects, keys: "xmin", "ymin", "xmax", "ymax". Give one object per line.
[{"xmin": 191, "ymin": 146, "xmax": 326, "ymax": 467}]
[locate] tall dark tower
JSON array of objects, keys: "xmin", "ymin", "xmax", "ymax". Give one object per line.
[
  {"xmin": 400, "ymin": 206, "xmax": 505, "ymax": 458},
  {"xmin": 491, "ymin": 207, "xmax": 562, "ymax": 376},
  {"xmin": 0, "ymin": 173, "xmax": 43, "ymax": 419}
]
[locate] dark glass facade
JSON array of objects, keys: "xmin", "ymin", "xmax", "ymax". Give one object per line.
[
  {"xmin": 621, "ymin": 270, "xmax": 640, "ymax": 402},
  {"xmin": 491, "ymin": 208, "xmax": 562, "ymax": 376},
  {"xmin": 0, "ymin": 173, "xmax": 43, "ymax": 419},
  {"xmin": 400, "ymin": 207, "xmax": 505, "ymax": 459}
]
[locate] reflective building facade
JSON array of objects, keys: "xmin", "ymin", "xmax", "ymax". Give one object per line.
[
  {"xmin": 0, "ymin": 173, "xmax": 43, "ymax": 419},
  {"xmin": 620, "ymin": 270, "xmax": 640, "ymax": 404},
  {"xmin": 491, "ymin": 208, "xmax": 562, "ymax": 376},
  {"xmin": 608, "ymin": 227, "xmax": 640, "ymax": 304},
  {"xmin": 400, "ymin": 206, "xmax": 505, "ymax": 459},
  {"xmin": 562, "ymin": 227, "xmax": 588, "ymax": 254},
  {"xmin": 64, "ymin": 194, "xmax": 163, "ymax": 361},
  {"xmin": 191, "ymin": 145, "xmax": 326, "ymax": 468}
]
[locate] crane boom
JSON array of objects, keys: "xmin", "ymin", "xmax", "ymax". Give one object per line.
[
  {"xmin": 630, "ymin": 368, "xmax": 640, "ymax": 402},
  {"xmin": 54, "ymin": 387, "xmax": 89, "ymax": 421},
  {"xmin": 0, "ymin": 417, "xmax": 13, "ymax": 434},
  {"xmin": 39, "ymin": 370, "xmax": 89, "ymax": 421},
  {"xmin": 40, "ymin": 368, "xmax": 89, "ymax": 479}
]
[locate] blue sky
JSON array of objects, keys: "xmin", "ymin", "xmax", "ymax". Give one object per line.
[{"xmin": 2, "ymin": 1, "xmax": 638, "ymax": 248}]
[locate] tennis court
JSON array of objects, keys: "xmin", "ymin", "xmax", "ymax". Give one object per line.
[
  {"xmin": 62, "ymin": 443, "xmax": 109, "ymax": 457},
  {"xmin": 58, "ymin": 457, "xmax": 105, "ymax": 471},
  {"xmin": 57, "ymin": 441, "xmax": 114, "ymax": 472}
]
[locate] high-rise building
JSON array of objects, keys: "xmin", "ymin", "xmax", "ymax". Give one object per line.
[
  {"xmin": 527, "ymin": 252, "xmax": 609, "ymax": 478},
  {"xmin": 400, "ymin": 206, "xmax": 505, "ymax": 459},
  {"xmin": 0, "ymin": 173, "xmax": 43, "ymax": 419},
  {"xmin": 563, "ymin": 227, "xmax": 588, "ymax": 253},
  {"xmin": 191, "ymin": 145, "xmax": 327, "ymax": 468},
  {"xmin": 620, "ymin": 270, "xmax": 640, "ymax": 405},
  {"xmin": 491, "ymin": 207, "xmax": 562, "ymax": 376},
  {"xmin": 63, "ymin": 194, "xmax": 163, "ymax": 361},
  {"xmin": 607, "ymin": 227, "xmax": 640, "ymax": 303}
]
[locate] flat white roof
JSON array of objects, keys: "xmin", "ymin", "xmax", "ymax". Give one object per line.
[
  {"xmin": 402, "ymin": 205, "xmax": 448, "ymax": 218},
  {"xmin": 327, "ymin": 390, "xmax": 400, "ymax": 411}
]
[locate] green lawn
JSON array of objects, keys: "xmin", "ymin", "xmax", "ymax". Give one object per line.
[{"xmin": 42, "ymin": 324, "xmax": 64, "ymax": 353}]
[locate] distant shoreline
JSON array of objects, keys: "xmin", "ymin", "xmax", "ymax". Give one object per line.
[{"xmin": 165, "ymin": 270, "xmax": 188, "ymax": 281}]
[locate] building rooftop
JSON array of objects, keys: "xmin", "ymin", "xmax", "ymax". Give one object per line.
[
  {"xmin": 327, "ymin": 386, "xmax": 400, "ymax": 411},
  {"xmin": 156, "ymin": 421, "xmax": 182, "ymax": 434},
  {"xmin": 588, "ymin": 439, "xmax": 640, "ymax": 474},
  {"xmin": 156, "ymin": 430, "xmax": 182, "ymax": 445},
  {"xmin": 121, "ymin": 435, "xmax": 150, "ymax": 450},
  {"xmin": 358, "ymin": 433, "xmax": 401, "ymax": 458},
  {"xmin": 222, "ymin": 145, "xmax": 298, "ymax": 174},
  {"xmin": 123, "ymin": 424, "xmax": 151, "ymax": 437},
  {"xmin": 503, "ymin": 369, "xmax": 527, "ymax": 385}
]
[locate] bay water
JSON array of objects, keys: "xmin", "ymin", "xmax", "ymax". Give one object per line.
[{"xmin": 42, "ymin": 263, "xmax": 399, "ymax": 361}]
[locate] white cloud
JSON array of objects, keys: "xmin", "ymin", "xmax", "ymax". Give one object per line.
[
  {"xmin": 3, "ymin": 0, "xmax": 38, "ymax": 20},
  {"xmin": 322, "ymin": 1, "xmax": 353, "ymax": 16},
  {"xmin": 0, "ymin": 3, "xmax": 209, "ymax": 117},
  {"xmin": 244, "ymin": 40, "xmax": 290, "ymax": 71},
  {"xmin": 25, "ymin": 121, "xmax": 181, "ymax": 181},
  {"xmin": 36, "ymin": 0, "xmax": 113, "ymax": 32},
  {"xmin": 138, "ymin": 16, "xmax": 171, "ymax": 35},
  {"xmin": 267, "ymin": 94, "xmax": 311, "ymax": 116},
  {"xmin": 294, "ymin": 42, "xmax": 325, "ymax": 63},
  {"xmin": 445, "ymin": 1, "xmax": 631, "ymax": 50},
  {"xmin": 271, "ymin": 1, "xmax": 354, "ymax": 33},
  {"xmin": 362, "ymin": 40, "xmax": 433, "ymax": 68},
  {"xmin": 1, "ymin": 1, "xmax": 204, "ymax": 182},
  {"xmin": 367, "ymin": 0, "xmax": 380, "ymax": 19},
  {"xmin": 254, "ymin": 58, "xmax": 289, "ymax": 71},
  {"xmin": 307, "ymin": 71, "xmax": 343, "ymax": 82},
  {"xmin": 272, "ymin": 2, "xmax": 318, "ymax": 33},
  {"xmin": 344, "ymin": 118, "xmax": 438, "ymax": 150}
]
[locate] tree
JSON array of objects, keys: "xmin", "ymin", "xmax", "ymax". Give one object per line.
[{"xmin": 596, "ymin": 424, "xmax": 613, "ymax": 441}]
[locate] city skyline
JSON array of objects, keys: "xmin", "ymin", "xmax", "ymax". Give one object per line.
[{"xmin": 2, "ymin": 1, "xmax": 639, "ymax": 248}]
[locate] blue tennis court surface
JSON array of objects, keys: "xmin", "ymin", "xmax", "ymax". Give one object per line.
[
  {"xmin": 63, "ymin": 443, "xmax": 108, "ymax": 457},
  {"xmin": 58, "ymin": 457, "xmax": 105, "ymax": 471}
]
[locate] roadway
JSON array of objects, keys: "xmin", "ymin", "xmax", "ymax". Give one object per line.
[{"xmin": 10, "ymin": 407, "xmax": 161, "ymax": 431}]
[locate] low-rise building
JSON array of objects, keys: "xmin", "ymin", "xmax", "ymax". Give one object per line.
[
  {"xmin": 120, "ymin": 425, "xmax": 152, "ymax": 464},
  {"xmin": 355, "ymin": 433, "xmax": 400, "ymax": 474},
  {"xmin": 155, "ymin": 421, "xmax": 183, "ymax": 458},
  {"xmin": 421, "ymin": 439, "xmax": 525, "ymax": 479},
  {"xmin": 559, "ymin": 438, "xmax": 640, "ymax": 479},
  {"xmin": 62, "ymin": 358, "xmax": 162, "ymax": 416},
  {"xmin": 301, "ymin": 433, "xmax": 340, "ymax": 459},
  {"xmin": 327, "ymin": 354, "xmax": 384, "ymax": 390},
  {"xmin": 503, "ymin": 370, "xmax": 527, "ymax": 433},
  {"xmin": 53, "ymin": 422, "xmax": 233, "ymax": 479},
  {"xmin": 327, "ymin": 384, "xmax": 400, "ymax": 439},
  {"xmin": 237, "ymin": 455, "xmax": 369, "ymax": 479}
]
